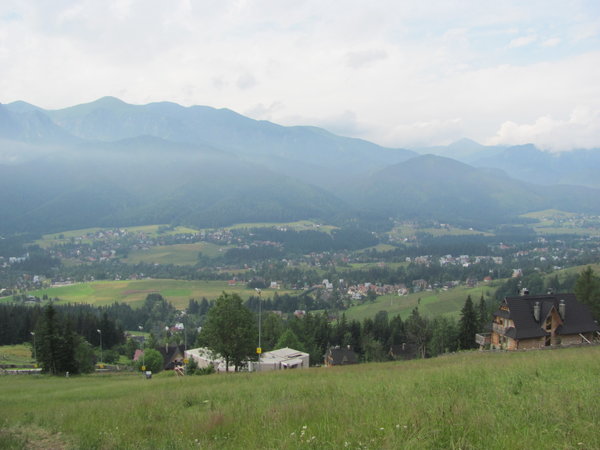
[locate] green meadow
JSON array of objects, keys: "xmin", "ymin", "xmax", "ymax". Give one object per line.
[
  {"xmin": 1, "ymin": 346, "xmax": 599, "ymax": 449},
  {"xmin": 225, "ymin": 220, "xmax": 337, "ymax": 233},
  {"xmin": 521, "ymin": 209, "xmax": 600, "ymax": 236},
  {"xmin": 35, "ymin": 225, "xmax": 202, "ymax": 248},
  {"xmin": 0, "ymin": 344, "xmax": 34, "ymax": 366},
  {"xmin": 123, "ymin": 242, "xmax": 227, "ymax": 265},
  {"xmin": 24, "ymin": 280, "xmax": 292, "ymax": 309},
  {"xmin": 344, "ymin": 285, "xmax": 496, "ymax": 321}
]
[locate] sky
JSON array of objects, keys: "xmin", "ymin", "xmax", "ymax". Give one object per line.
[{"xmin": 1, "ymin": 0, "xmax": 600, "ymax": 151}]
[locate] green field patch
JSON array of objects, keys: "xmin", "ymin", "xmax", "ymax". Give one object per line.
[
  {"xmin": 520, "ymin": 210, "xmax": 600, "ymax": 236},
  {"xmin": 345, "ymin": 285, "xmax": 495, "ymax": 321},
  {"xmin": 29, "ymin": 279, "xmax": 292, "ymax": 309},
  {"xmin": 520, "ymin": 209, "xmax": 577, "ymax": 220},
  {"xmin": 0, "ymin": 347, "xmax": 599, "ymax": 449},
  {"xmin": 388, "ymin": 223, "xmax": 492, "ymax": 242},
  {"xmin": 0, "ymin": 344, "xmax": 34, "ymax": 365},
  {"xmin": 123, "ymin": 242, "xmax": 226, "ymax": 265},
  {"xmin": 36, "ymin": 224, "xmax": 203, "ymax": 248},
  {"xmin": 225, "ymin": 220, "xmax": 337, "ymax": 233}
]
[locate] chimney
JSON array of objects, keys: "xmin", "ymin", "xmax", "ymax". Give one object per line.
[
  {"xmin": 533, "ymin": 301, "xmax": 540, "ymax": 322},
  {"xmin": 520, "ymin": 288, "xmax": 530, "ymax": 296},
  {"xmin": 559, "ymin": 299, "xmax": 566, "ymax": 320}
]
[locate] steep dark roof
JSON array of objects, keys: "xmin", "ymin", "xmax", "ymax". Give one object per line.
[
  {"xmin": 326, "ymin": 347, "xmax": 358, "ymax": 365},
  {"xmin": 502, "ymin": 293, "xmax": 598, "ymax": 339}
]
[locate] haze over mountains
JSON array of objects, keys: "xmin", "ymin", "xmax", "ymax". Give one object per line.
[{"xmin": 1, "ymin": 97, "xmax": 600, "ymax": 234}]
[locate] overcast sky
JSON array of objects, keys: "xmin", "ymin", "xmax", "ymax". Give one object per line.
[{"xmin": 1, "ymin": 0, "xmax": 599, "ymax": 151}]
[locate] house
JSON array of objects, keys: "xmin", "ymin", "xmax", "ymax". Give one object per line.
[
  {"xmin": 184, "ymin": 347, "xmax": 236, "ymax": 372},
  {"xmin": 486, "ymin": 293, "xmax": 599, "ymax": 350},
  {"xmin": 158, "ymin": 344, "xmax": 186, "ymax": 370},
  {"xmin": 324, "ymin": 346, "xmax": 358, "ymax": 366},
  {"xmin": 388, "ymin": 343, "xmax": 417, "ymax": 361},
  {"xmin": 248, "ymin": 347, "xmax": 309, "ymax": 372}
]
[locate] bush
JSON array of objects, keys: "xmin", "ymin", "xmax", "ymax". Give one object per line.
[
  {"xmin": 185, "ymin": 357, "xmax": 198, "ymax": 375},
  {"xmin": 135, "ymin": 349, "xmax": 164, "ymax": 373}
]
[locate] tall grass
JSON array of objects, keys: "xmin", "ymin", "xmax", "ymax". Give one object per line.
[{"xmin": 1, "ymin": 346, "xmax": 599, "ymax": 449}]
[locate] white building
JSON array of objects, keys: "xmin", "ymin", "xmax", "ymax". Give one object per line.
[
  {"xmin": 249, "ymin": 347, "xmax": 309, "ymax": 372},
  {"xmin": 184, "ymin": 347, "xmax": 236, "ymax": 372}
]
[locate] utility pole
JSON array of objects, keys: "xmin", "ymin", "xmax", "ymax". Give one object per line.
[
  {"xmin": 30, "ymin": 331, "xmax": 36, "ymax": 364},
  {"xmin": 97, "ymin": 329, "xmax": 102, "ymax": 364},
  {"xmin": 255, "ymin": 288, "xmax": 262, "ymax": 371}
]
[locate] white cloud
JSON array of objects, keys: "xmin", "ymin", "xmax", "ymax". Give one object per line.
[
  {"xmin": 1, "ymin": 1, "xmax": 599, "ymax": 150},
  {"xmin": 383, "ymin": 118, "xmax": 464, "ymax": 148},
  {"xmin": 344, "ymin": 49, "xmax": 388, "ymax": 68},
  {"xmin": 487, "ymin": 107, "xmax": 600, "ymax": 151},
  {"xmin": 542, "ymin": 37, "xmax": 561, "ymax": 47},
  {"xmin": 508, "ymin": 34, "xmax": 537, "ymax": 48}
]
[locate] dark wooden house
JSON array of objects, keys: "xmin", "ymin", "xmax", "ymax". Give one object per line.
[
  {"xmin": 489, "ymin": 293, "xmax": 599, "ymax": 350},
  {"xmin": 324, "ymin": 346, "xmax": 358, "ymax": 366}
]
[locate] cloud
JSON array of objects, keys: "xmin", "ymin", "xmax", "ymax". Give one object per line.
[
  {"xmin": 344, "ymin": 49, "xmax": 388, "ymax": 68},
  {"xmin": 236, "ymin": 73, "xmax": 258, "ymax": 90},
  {"xmin": 542, "ymin": 37, "xmax": 561, "ymax": 47},
  {"xmin": 244, "ymin": 101, "xmax": 284, "ymax": 121},
  {"xmin": 383, "ymin": 118, "xmax": 464, "ymax": 148},
  {"xmin": 1, "ymin": 1, "xmax": 600, "ymax": 150},
  {"xmin": 487, "ymin": 107, "xmax": 600, "ymax": 151},
  {"xmin": 508, "ymin": 34, "xmax": 537, "ymax": 48}
]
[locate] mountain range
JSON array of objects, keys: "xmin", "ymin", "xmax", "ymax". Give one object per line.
[{"xmin": 1, "ymin": 97, "xmax": 600, "ymax": 234}]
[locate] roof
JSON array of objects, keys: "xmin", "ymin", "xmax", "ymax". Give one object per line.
[
  {"xmin": 502, "ymin": 293, "xmax": 599, "ymax": 339},
  {"xmin": 326, "ymin": 346, "xmax": 358, "ymax": 365},
  {"xmin": 262, "ymin": 347, "xmax": 309, "ymax": 360}
]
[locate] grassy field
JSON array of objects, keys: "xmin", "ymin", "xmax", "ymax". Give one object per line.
[
  {"xmin": 35, "ymin": 225, "xmax": 202, "ymax": 248},
  {"xmin": 0, "ymin": 344, "xmax": 34, "ymax": 366},
  {"xmin": 388, "ymin": 223, "xmax": 493, "ymax": 241},
  {"xmin": 521, "ymin": 209, "xmax": 600, "ymax": 236},
  {"xmin": 225, "ymin": 220, "xmax": 337, "ymax": 233},
  {"xmin": 344, "ymin": 285, "xmax": 496, "ymax": 321},
  {"xmin": 22, "ymin": 280, "xmax": 293, "ymax": 309},
  {"xmin": 1, "ymin": 346, "xmax": 599, "ymax": 449},
  {"xmin": 122, "ymin": 242, "xmax": 228, "ymax": 265}
]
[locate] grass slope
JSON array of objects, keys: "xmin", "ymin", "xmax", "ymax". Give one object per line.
[
  {"xmin": 1, "ymin": 347, "xmax": 599, "ymax": 449},
  {"xmin": 344, "ymin": 285, "xmax": 496, "ymax": 321},
  {"xmin": 24, "ymin": 280, "xmax": 291, "ymax": 309},
  {"xmin": 123, "ymin": 242, "xmax": 227, "ymax": 265},
  {"xmin": 0, "ymin": 344, "xmax": 34, "ymax": 366}
]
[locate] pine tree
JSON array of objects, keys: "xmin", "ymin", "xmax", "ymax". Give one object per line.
[
  {"xmin": 35, "ymin": 304, "xmax": 78, "ymax": 375},
  {"xmin": 458, "ymin": 295, "xmax": 479, "ymax": 350},
  {"xmin": 477, "ymin": 295, "xmax": 487, "ymax": 330},
  {"xmin": 575, "ymin": 266, "xmax": 600, "ymax": 320},
  {"xmin": 405, "ymin": 307, "xmax": 431, "ymax": 358}
]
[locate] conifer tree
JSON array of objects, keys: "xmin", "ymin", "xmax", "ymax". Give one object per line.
[
  {"xmin": 458, "ymin": 295, "xmax": 479, "ymax": 350},
  {"xmin": 575, "ymin": 266, "xmax": 600, "ymax": 320}
]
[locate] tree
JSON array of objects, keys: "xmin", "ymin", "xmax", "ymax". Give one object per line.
[
  {"xmin": 136, "ymin": 348, "xmax": 164, "ymax": 373},
  {"xmin": 261, "ymin": 313, "xmax": 284, "ymax": 351},
  {"xmin": 35, "ymin": 304, "xmax": 78, "ymax": 375},
  {"xmin": 429, "ymin": 316, "xmax": 458, "ymax": 357},
  {"xmin": 458, "ymin": 295, "xmax": 479, "ymax": 350},
  {"xmin": 74, "ymin": 336, "xmax": 96, "ymax": 374},
  {"xmin": 575, "ymin": 266, "xmax": 600, "ymax": 320},
  {"xmin": 405, "ymin": 307, "xmax": 431, "ymax": 358},
  {"xmin": 477, "ymin": 295, "xmax": 488, "ymax": 330},
  {"xmin": 200, "ymin": 292, "xmax": 257, "ymax": 372},
  {"xmin": 275, "ymin": 329, "xmax": 302, "ymax": 350}
]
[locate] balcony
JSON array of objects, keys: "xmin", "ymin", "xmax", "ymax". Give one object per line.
[
  {"xmin": 492, "ymin": 323, "xmax": 507, "ymax": 335},
  {"xmin": 475, "ymin": 333, "xmax": 491, "ymax": 346}
]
